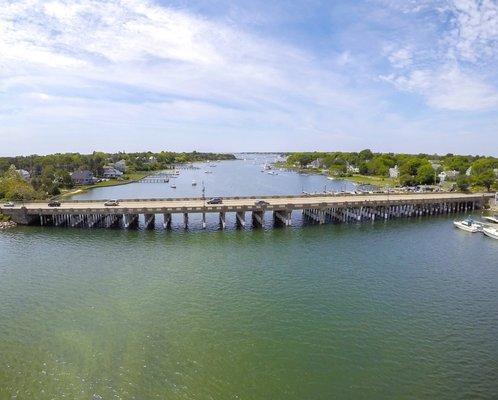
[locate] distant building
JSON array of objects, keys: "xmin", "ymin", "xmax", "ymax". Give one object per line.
[
  {"xmin": 103, "ymin": 166, "xmax": 123, "ymax": 179},
  {"xmin": 389, "ymin": 165, "xmax": 399, "ymax": 178},
  {"xmin": 71, "ymin": 170, "xmax": 94, "ymax": 185},
  {"xmin": 307, "ymin": 158, "xmax": 323, "ymax": 169},
  {"xmin": 438, "ymin": 170, "xmax": 459, "ymax": 183},
  {"xmin": 346, "ymin": 163, "xmax": 359, "ymax": 173},
  {"xmin": 429, "ymin": 160, "xmax": 441, "ymax": 170},
  {"xmin": 465, "ymin": 167, "xmax": 472, "ymax": 176},
  {"xmin": 494, "ymin": 168, "xmax": 498, "ymax": 178},
  {"xmin": 16, "ymin": 169, "xmax": 30, "ymax": 181},
  {"xmin": 114, "ymin": 159, "xmax": 126, "ymax": 172}
]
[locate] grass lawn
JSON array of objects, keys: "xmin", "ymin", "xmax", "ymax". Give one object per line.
[{"xmin": 347, "ymin": 174, "xmax": 398, "ymax": 187}]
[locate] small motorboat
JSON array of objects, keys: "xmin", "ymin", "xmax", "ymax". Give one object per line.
[
  {"xmin": 483, "ymin": 226, "xmax": 498, "ymax": 240},
  {"xmin": 453, "ymin": 219, "xmax": 482, "ymax": 233},
  {"xmin": 192, "ymin": 180, "xmax": 197, "ymax": 186},
  {"xmin": 483, "ymin": 215, "xmax": 498, "ymax": 224},
  {"xmin": 204, "ymin": 170, "xmax": 212, "ymax": 174},
  {"xmin": 170, "ymin": 184, "xmax": 177, "ymax": 189}
]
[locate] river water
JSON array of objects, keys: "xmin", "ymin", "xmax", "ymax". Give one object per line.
[{"xmin": 1, "ymin": 155, "xmax": 497, "ymax": 399}]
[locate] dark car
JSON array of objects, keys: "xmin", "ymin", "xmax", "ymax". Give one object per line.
[
  {"xmin": 207, "ymin": 197, "xmax": 223, "ymax": 204},
  {"xmin": 254, "ymin": 200, "xmax": 270, "ymax": 207},
  {"xmin": 48, "ymin": 200, "xmax": 61, "ymax": 207}
]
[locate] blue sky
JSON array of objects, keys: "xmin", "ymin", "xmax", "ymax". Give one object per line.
[{"xmin": 1, "ymin": 0, "xmax": 498, "ymax": 155}]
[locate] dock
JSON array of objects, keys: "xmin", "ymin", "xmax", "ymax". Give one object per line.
[{"xmin": 0, "ymin": 192, "xmax": 493, "ymax": 230}]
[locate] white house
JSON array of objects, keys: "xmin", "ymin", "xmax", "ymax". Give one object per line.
[
  {"xmin": 465, "ymin": 167, "xmax": 472, "ymax": 176},
  {"xmin": 307, "ymin": 158, "xmax": 323, "ymax": 169},
  {"xmin": 389, "ymin": 165, "xmax": 399, "ymax": 178},
  {"xmin": 346, "ymin": 163, "xmax": 359, "ymax": 173},
  {"xmin": 103, "ymin": 166, "xmax": 124, "ymax": 179},
  {"xmin": 438, "ymin": 170, "xmax": 459, "ymax": 182},
  {"xmin": 16, "ymin": 169, "xmax": 30, "ymax": 181}
]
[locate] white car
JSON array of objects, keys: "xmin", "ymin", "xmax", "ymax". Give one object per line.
[{"xmin": 3, "ymin": 202, "xmax": 14, "ymax": 207}]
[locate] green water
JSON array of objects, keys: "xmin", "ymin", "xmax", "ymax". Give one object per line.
[{"xmin": 1, "ymin": 218, "xmax": 497, "ymax": 399}]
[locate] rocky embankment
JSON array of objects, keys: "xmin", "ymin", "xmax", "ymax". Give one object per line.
[{"xmin": 0, "ymin": 220, "xmax": 17, "ymax": 229}]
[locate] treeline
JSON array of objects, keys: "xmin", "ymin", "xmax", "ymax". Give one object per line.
[
  {"xmin": 0, "ymin": 151, "xmax": 235, "ymax": 200},
  {"xmin": 285, "ymin": 150, "xmax": 498, "ymax": 190}
]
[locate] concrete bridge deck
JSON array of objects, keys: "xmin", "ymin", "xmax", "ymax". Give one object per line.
[{"xmin": 1, "ymin": 192, "xmax": 493, "ymax": 229}]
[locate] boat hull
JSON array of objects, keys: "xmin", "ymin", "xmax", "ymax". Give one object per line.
[
  {"xmin": 483, "ymin": 227, "xmax": 498, "ymax": 240},
  {"xmin": 453, "ymin": 221, "xmax": 480, "ymax": 233}
]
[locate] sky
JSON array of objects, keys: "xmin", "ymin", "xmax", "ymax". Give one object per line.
[{"xmin": 1, "ymin": 0, "xmax": 498, "ymax": 156}]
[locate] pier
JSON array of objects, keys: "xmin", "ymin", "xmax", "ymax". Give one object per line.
[{"xmin": 1, "ymin": 192, "xmax": 492, "ymax": 230}]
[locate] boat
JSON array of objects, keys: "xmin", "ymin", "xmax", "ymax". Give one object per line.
[
  {"xmin": 204, "ymin": 170, "xmax": 212, "ymax": 174},
  {"xmin": 483, "ymin": 215, "xmax": 498, "ymax": 224},
  {"xmin": 170, "ymin": 184, "xmax": 176, "ymax": 189},
  {"xmin": 192, "ymin": 180, "xmax": 197, "ymax": 186},
  {"xmin": 483, "ymin": 226, "xmax": 498, "ymax": 240},
  {"xmin": 453, "ymin": 219, "xmax": 482, "ymax": 233}
]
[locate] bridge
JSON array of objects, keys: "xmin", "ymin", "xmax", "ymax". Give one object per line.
[{"xmin": 0, "ymin": 192, "xmax": 492, "ymax": 230}]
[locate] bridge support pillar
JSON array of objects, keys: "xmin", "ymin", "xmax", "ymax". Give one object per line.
[
  {"xmin": 183, "ymin": 213, "xmax": 189, "ymax": 229},
  {"xmin": 144, "ymin": 214, "xmax": 155, "ymax": 229},
  {"xmin": 252, "ymin": 211, "xmax": 264, "ymax": 228},
  {"xmin": 274, "ymin": 210, "xmax": 291, "ymax": 226},
  {"xmin": 219, "ymin": 212, "xmax": 226, "ymax": 229},
  {"xmin": 236, "ymin": 211, "xmax": 245, "ymax": 228},
  {"xmin": 163, "ymin": 213, "xmax": 171, "ymax": 229},
  {"xmin": 202, "ymin": 213, "xmax": 207, "ymax": 229}
]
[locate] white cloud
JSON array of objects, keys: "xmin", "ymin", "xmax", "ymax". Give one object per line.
[
  {"xmin": 378, "ymin": 0, "xmax": 498, "ymax": 111},
  {"xmin": 381, "ymin": 65, "xmax": 498, "ymax": 111}
]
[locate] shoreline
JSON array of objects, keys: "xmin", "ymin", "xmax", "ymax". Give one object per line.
[{"xmin": 275, "ymin": 163, "xmax": 397, "ymax": 188}]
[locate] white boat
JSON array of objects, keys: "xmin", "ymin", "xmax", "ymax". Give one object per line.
[
  {"xmin": 170, "ymin": 184, "xmax": 176, "ymax": 189},
  {"xmin": 483, "ymin": 215, "xmax": 498, "ymax": 224},
  {"xmin": 204, "ymin": 170, "xmax": 212, "ymax": 174},
  {"xmin": 453, "ymin": 219, "xmax": 481, "ymax": 233},
  {"xmin": 483, "ymin": 227, "xmax": 498, "ymax": 240},
  {"xmin": 192, "ymin": 180, "xmax": 197, "ymax": 186}
]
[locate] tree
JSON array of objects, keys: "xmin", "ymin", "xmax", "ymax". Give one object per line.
[
  {"xmin": 473, "ymin": 170, "xmax": 496, "ymax": 191},
  {"xmin": 456, "ymin": 175, "xmax": 471, "ymax": 192},
  {"xmin": 416, "ymin": 164, "xmax": 435, "ymax": 185},
  {"xmin": 0, "ymin": 165, "xmax": 38, "ymax": 201}
]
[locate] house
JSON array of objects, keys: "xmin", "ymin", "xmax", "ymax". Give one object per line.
[
  {"xmin": 429, "ymin": 160, "xmax": 441, "ymax": 170},
  {"xmin": 346, "ymin": 163, "xmax": 359, "ymax": 173},
  {"xmin": 438, "ymin": 170, "xmax": 459, "ymax": 183},
  {"xmin": 465, "ymin": 167, "xmax": 472, "ymax": 176},
  {"xmin": 103, "ymin": 166, "xmax": 123, "ymax": 179},
  {"xmin": 307, "ymin": 158, "xmax": 323, "ymax": 169},
  {"xmin": 71, "ymin": 170, "xmax": 94, "ymax": 185},
  {"xmin": 16, "ymin": 169, "xmax": 30, "ymax": 181},
  {"xmin": 389, "ymin": 165, "xmax": 399, "ymax": 178},
  {"xmin": 114, "ymin": 159, "xmax": 126, "ymax": 172}
]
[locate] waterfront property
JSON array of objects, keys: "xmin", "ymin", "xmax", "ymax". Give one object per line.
[{"xmin": 1, "ymin": 192, "xmax": 492, "ymax": 230}]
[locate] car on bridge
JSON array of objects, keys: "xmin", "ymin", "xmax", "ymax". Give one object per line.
[
  {"xmin": 48, "ymin": 200, "xmax": 61, "ymax": 207},
  {"xmin": 207, "ymin": 197, "xmax": 223, "ymax": 204},
  {"xmin": 254, "ymin": 200, "xmax": 270, "ymax": 207},
  {"xmin": 3, "ymin": 201, "xmax": 14, "ymax": 207},
  {"xmin": 104, "ymin": 200, "xmax": 120, "ymax": 206}
]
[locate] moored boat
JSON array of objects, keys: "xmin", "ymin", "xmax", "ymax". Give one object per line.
[
  {"xmin": 483, "ymin": 227, "xmax": 498, "ymax": 240},
  {"xmin": 483, "ymin": 215, "xmax": 498, "ymax": 224},
  {"xmin": 453, "ymin": 219, "xmax": 482, "ymax": 233}
]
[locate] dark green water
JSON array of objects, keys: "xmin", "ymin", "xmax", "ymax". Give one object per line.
[{"xmin": 1, "ymin": 217, "xmax": 497, "ymax": 399}]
